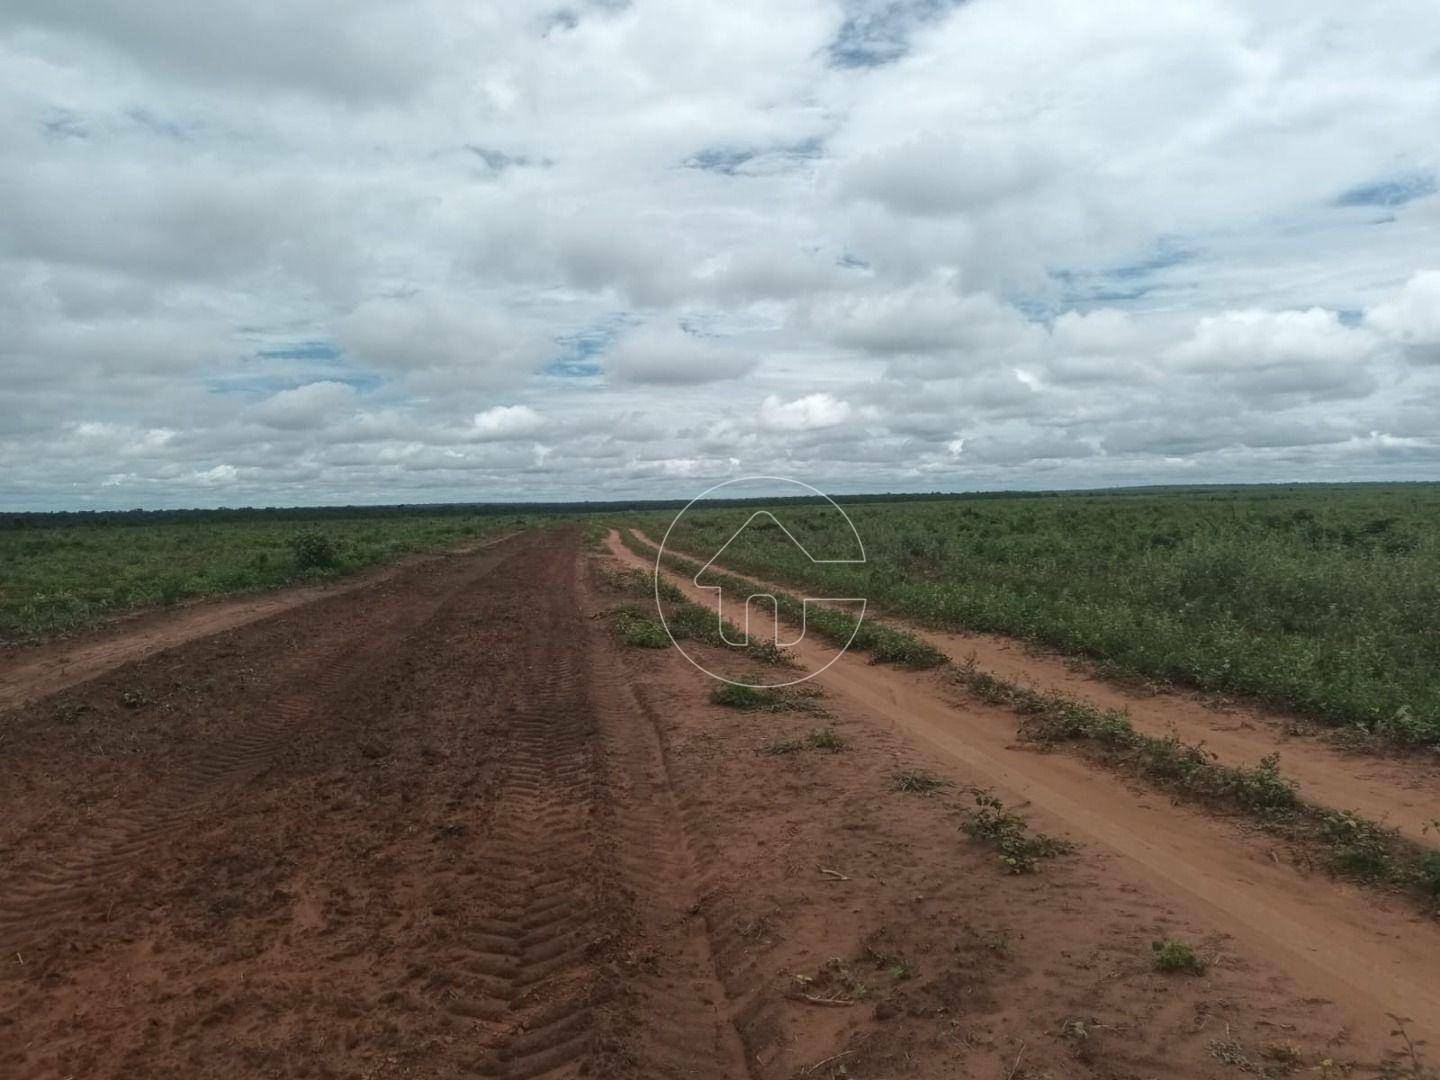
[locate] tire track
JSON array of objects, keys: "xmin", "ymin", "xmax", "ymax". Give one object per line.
[
  {"xmin": 439, "ymin": 536, "xmax": 755, "ymax": 1078},
  {"xmin": 0, "ymin": 541, "xmax": 522, "ymax": 949},
  {"xmin": 411, "ymin": 535, "xmax": 612, "ymax": 1079},
  {"xmin": 611, "ymin": 528, "xmax": 1440, "ymax": 1056},
  {"xmin": 584, "ymin": 564, "xmax": 755, "ymax": 1079}
]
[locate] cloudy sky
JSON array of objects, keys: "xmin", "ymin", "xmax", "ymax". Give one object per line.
[{"xmin": 3, "ymin": 0, "xmax": 1439, "ymax": 509}]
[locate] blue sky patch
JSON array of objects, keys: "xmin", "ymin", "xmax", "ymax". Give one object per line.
[
  {"xmin": 828, "ymin": 0, "xmax": 966, "ymax": 69},
  {"xmin": 1334, "ymin": 172, "xmax": 1436, "ymax": 208},
  {"xmin": 1046, "ymin": 239, "xmax": 1196, "ymax": 309},
  {"xmin": 684, "ymin": 137, "xmax": 823, "ymax": 176},
  {"xmin": 257, "ymin": 341, "xmax": 344, "ymax": 362},
  {"xmin": 545, "ymin": 313, "xmax": 638, "ymax": 378}
]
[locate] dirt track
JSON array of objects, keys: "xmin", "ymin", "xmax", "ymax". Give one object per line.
[
  {"xmin": 628, "ymin": 529, "xmax": 1440, "ymax": 849},
  {"xmin": 0, "ymin": 526, "xmax": 1433, "ymax": 1077},
  {"xmin": 610, "ymin": 531, "xmax": 1440, "ymax": 1061},
  {"xmin": 0, "ymin": 531, "xmax": 521, "ymax": 715}
]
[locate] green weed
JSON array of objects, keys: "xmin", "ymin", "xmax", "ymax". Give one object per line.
[
  {"xmin": 891, "ymin": 771, "xmax": 952, "ymax": 794},
  {"xmin": 960, "ymin": 790, "xmax": 1073, "ymax": 873},
  {"xmin": 611, "ymin": 607, "xmax": 669, "ymax": 648},
  {"xmin": 1151, "ymin": 938, "xmax": 1206, "ymax": 975},
  {"xmin": 805, "ymin": 726, "xmax": 845, "ymax": 751},
  {"xmin": 759, "ymin": 726, "xmax": 847, "ymax": 755},
  {"xmin": 710, "ymin": 680, "xmax": 816, "ymax": 712}
]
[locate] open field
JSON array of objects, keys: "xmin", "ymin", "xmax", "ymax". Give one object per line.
[
  {"xmin": 0, "ymin": 510, "xmax": 533, "ymax": 644},
  {"xmin": 1, "ymin": 522, "xmax": 1438, "ymax": 1078},
  {"xmin": 628, "ymin": 484, "xmax": 1440, "ymax": 746}
]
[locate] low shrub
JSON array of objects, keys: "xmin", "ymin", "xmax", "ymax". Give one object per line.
[
  {"xmin": 1152, "ymin": 938, "xmax": 1207, "ymax": 975},
  {"xmin": 292, "ymin": 529, "xmax": 340, "ymax": 569}
]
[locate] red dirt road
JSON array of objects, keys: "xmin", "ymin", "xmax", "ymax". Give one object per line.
[
  {"xmin": 629, "ymin": 530, "xmax": 1440, "ymax": 849},
  {"xmin": 0, "ymin": 531, "xmax": 521, "ymax": 715},
  {"xmin": 0, "ymin": 527, "xmax": 1431, "ymax": 1077},
  {"xmin": 611, "ymin": 530, "xmax": 1440, "ymax": 1064}
]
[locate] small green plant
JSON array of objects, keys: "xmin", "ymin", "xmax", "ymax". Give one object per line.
[
  {"xmin": 292, "ymin": 529, "xmax": 340, "ymax": 569},
  {"xmin": 1208, "ymin": 1039, "xmax": 1253, "ymax": 1070},
  {"xmin": 1152, "ymin": 938, "xmax": 1207, "ymax": 975},
  {"xmin": 709, "ymin": 680, "xmax": 818, "ymax": 712},
  {"xmin": 960, "ymin": 791, "xmax": 1072, "ymax": 873},
  {"xmin": 805, "ymin": 726, "xmax": 845, "ymax": 751},
  {"xmin": 1421, "ymin": 854, "xmax": 1440, "ymax": 898},
  {"xmin": 1319, "ymin": 809, "xmax": 1395, "ymax": 880},
  {"xmin": 711, "ymin": 681, "xmax": 774, "ymax": 709},
  {"xmin": 865, "ymin": 629, "xmax": 948, "ymax": 670},
  {"xmin": 793, "ymin": 957, "xmax": 874, "ymax": 1004},
  {"xmin": 759, "ymin": 726, "xmax": 846, "ymax": 755},
  {"xmin": 612, "ymin": 607, "xmax": 668, "ymax": 648},
  {"xmin": 892, "ymin": 771, "xmax": 952, "ymax": 794}
]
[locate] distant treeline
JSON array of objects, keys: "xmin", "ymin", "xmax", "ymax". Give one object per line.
[{"xmin": 4, "ymin": 481, "xmax": 1432, "ymax": 529}]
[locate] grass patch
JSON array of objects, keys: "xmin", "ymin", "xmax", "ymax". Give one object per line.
[
  {"xmin": 622, "ymin": 487, "xmax": 1440, "ymax": 749},
  {"xmin": 891, "ymin": 771, "xmax": 952, "ymax": 795},
  {"xmin": 1151, "ymin": 938, "xmax": 1207, "ymax": 975},
  {"xmin": 619, "ymin": 529, "xmax": 945, "ymax": 670},
  {"xmin": 0, "ymin": 510, "xmax": 529, "ymax": 644},
  {"xmin": 951, "ymin": 658, "xmax": 1440, "ymax": 908},
  {"xmin": 596, "ymin": 561, "xmax": 792, "ymax": 667},
  {"xmin": 709, "ymin": 680, "xmax": 820, "ymax": 712},
  {"xmin": 760, "ymin": 726, "xmax": 847, "ymax": 755},
  {"xmin": 611, "ymin": 606, "xmax": 669, "ymax": 648},
  {"xmin": 960, "ymin": 790, "xmax": 1073, "ymax": 873}
]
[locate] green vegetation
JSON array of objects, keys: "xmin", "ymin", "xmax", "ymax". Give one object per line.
[
  {"xmin": 709, "ymin": 679, "xmax": 820, "ymax": 712},
  {"xmin": 291, "ymin": 529, "xmax": 340, "ymax": 569},
  {"xmin": 959, "ymin": 659, "xmax": 1302, "ymax": 814},
  {"xmin": 629, "ymin": 484, "xmax": 1440, "ymax": 746},
  {"xmin": 1151, "ymin": 938, "xmax": 1207, "ymax": 975},
  {"xmin": 760, "ymin": 726, "xmax": 847, "ymax": 755},
  {"xmin": 611, "ymin": 606, "xmax": 670, "ymax": 648},
  {"xmin": 0, "ymin": 512, "xmax": 529, "ymax": 643},
  {"xmin": 953, "ymin": 658, "xmax": 1440, "ymax": 905},
  {"xmin": 619, "ymin": 529, "xmax": 946, "ymax": 670},
  {"xmin": 891, "ymin": 771, "xmax": 952, "ymax": 794},
  {"xmin": 959, "ymin": 790, "xmax": 1073, "ymax": 873},
  {"xmin": 597, "ymin": 564, "xmax": 791, "ymax": 666}
]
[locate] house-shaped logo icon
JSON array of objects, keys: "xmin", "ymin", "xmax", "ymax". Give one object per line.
[{"xmin": 691, "ymin": 510, "xmax": 866, "ymax": 650}]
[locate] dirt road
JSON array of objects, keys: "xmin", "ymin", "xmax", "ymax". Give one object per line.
[
  {"xmin": 610, "ymin": 530, "xmax": 1440, "ymax": 1063},
  {"xmin": 0, "ymin": 531, "xmax": 521, "ymax": 715},
  {"xmin": 628, "ymin": 530, "xmax": 1440, "ymax": 849},
  {"xmin": 0, "ymin": 527, "xmax": 1431, "ymax": 1077}
]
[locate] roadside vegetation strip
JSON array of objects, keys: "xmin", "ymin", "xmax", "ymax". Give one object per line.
[
  {"xmin": 951, "ymin": 658, "xmax": 1440, "ymax": 907},
  {"xmin": 617, "ymin": 528, "xmax": 947, "ymax": 670},
  {"xmin": 623, "ymin": 527, "xmax": 1440, "ymax": 906},
  {"xmin": 627, "ymin": 485, "xmax": 1440, "ymax": 749},
  {"xmin": 597, "ymin": 562, "xmax": 792, "ymax": 666},
  {"xmin": 0, "ymin": 512, "xmax": 534, "ymax": 644}
]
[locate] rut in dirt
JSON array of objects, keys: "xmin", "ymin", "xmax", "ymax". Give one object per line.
[
  {"xmin": 612, "ymin": 528, "xmax": 1440, "ymax": 1056},
  {"xmin": 0, "ymin": 528, "xmax": 753, "ymax": 1080},
  {"xmin": 0, "ymin": 541, "xmax": 521, "ymax": 949}
]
